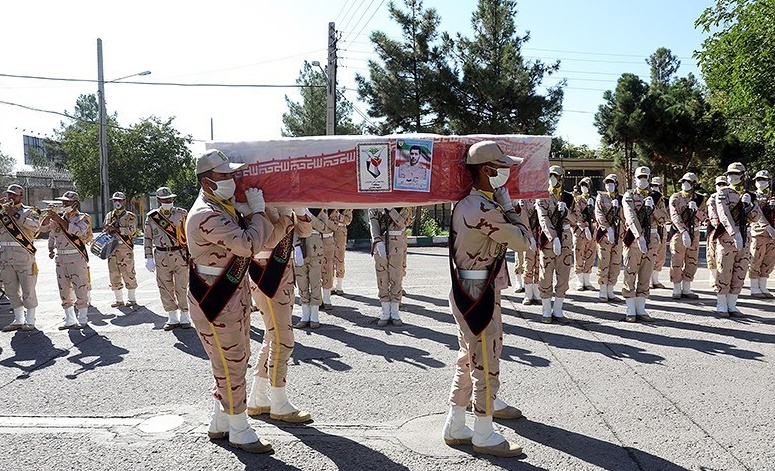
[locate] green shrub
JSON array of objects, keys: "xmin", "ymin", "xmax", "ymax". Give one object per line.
[{"xmin": 419, "ymin": 209, "xmax": 441, "ymax": 237}]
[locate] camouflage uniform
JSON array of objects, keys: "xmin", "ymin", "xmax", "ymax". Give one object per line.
[
  {"xmin": 668, "ymin": 176, "xmax": 707, "ymax": 299},
  {"xmin": 706, "ymin": 176, "xmax": 727, "ymax": 289},
  {"xmin": 516, "ymin": 199, "xmax": 540, "ymax": 305},
  {"xmin": 319, "ymin": 209, "xmax": 337, "ymax": 309},
  {"xmin": 331, "ymin": 209, "xmax": 353, "ymax": 294},
  {"xmin": 594, "ymin": 177, "xmax": 623, "ymax": 302},
  {"xmin": 104, "ymin": 201, "xmax": 138, "ymax": 305},
  {"xmin": 369, "ymin": 207, "xmax": 412, "ymax": 324},
  {"xmin": 749, "ymin": 170, "xmax": 775, "ymax": 298},
  {"xmin": 294, "ymin": 209, "xmax": 327, "ymax": 327},
  {"xmin": 650, "ymin": 177, "xmax": 668, "ymax": 288},
  {"xmin": 572, "ymin": 187, "xmax": 597, "ymax": 290}
]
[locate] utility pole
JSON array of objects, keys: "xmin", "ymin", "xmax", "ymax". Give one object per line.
[
  {"xmin": 97, "ymin": 38, "xmax": 109, "ymax": 225},
  {"xmin": 326, "ymin": 22, "xmax": 337, "ymax": 136}
]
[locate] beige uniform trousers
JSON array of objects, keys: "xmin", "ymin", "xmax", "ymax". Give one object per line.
[
  {"xmin": 321, "ymin": 235, "xmax": 335, "ymax": 290},
  {"xmin": 670, "ymin": 234, "xmax": 700, "ymax": 283},
  {"xmin": 333, "ymin": 227, "xmax": 348, "ymax": 279},
  {"xmin": 708, "ymin": 235, "xmax": 718, "ymax": 272},
  {"xmin": 251, "ymin": 262, "xmax": 295, "ymax": 387},
  {"xmin": 522, "ymin": 249, "xmax": 539, "ymax": 284},
  {"xmin": 654, "ymin": 230, "xmax": 668, "ymax": 271},
  {"xmin": 448, "ymin": 288, "xmax": 502, "ymax": 418},
  {"xmin": 375, "ymin": 234, "xmax": 406, "ymax": 303},
  {"xmin": 715, "ymin": 234, "xmax": 751, "ymax": 295},
  {"xmin": 295, "ymin": 234, "xmax": 323, "ymax": 306},
  {"xmin": 750, "ymin": 235, "xmax": 775, "ymax": 279},
  {"xmin": 597, "ymin": 239, "xmax": 622, "ymax": 286},
  {"xmin": 190, "ymin": 277, "xmax": 252, "ymax": 415},
  {"xmin": 55, "ymin": 253, "xmax": 89, "ymax": 309},
  {"xmin": 538, "ymin": 228, "xmax": 572, "ymax": 299},
  {"xmin": 513, "ymin": 250, "xmax": 525, "ymax": 276},
  {"xmin": 154, "ymin": 249, "xmax": 188, "ymax": 312},
  {"xmin": 0, "ymin": 249, "xmax": 37, "ymax": 309},
  {"xmin": 108, "ymin": 244, "xmax": 137, "ymax": 290},
  {"xmin": 573, "ymin": 230, "xmax": 596, "ymax": 274},
  {"xmin": 622, "ymin": 232, "xmax": 659, "ymax": 298}
]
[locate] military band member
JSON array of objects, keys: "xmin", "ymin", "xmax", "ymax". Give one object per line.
[
  {"xmin": 43, "ymin": 191, "xmax": 92, "ymax": 329},
  {"xmin": 621, "ymin": 166, "xmax": 667, "ymax": 322},
  {"xmin": 144, "ymin": 187, "xmax": 190, "ymax": 330},
  {"xmin": 187, "ymin": 149, "xmax": 274, "ymax": 453},
  {"xmin": 595, "ymin": 174, "xmax": 623, "ymax": 302},
  {"xmin": 536, "ymin": 165, "xmax": 575, "ymax": 323},
  {"xmin": 293, "ymin": 208, "xmax": 326, "ymax": 329},
  {"xmin": 573, "ymin": 177, "xmax": 596, "ymax": 290},
  {"xmin": 246, "ymin": 206, "xmax": 313, "ymax": 424},
  {"xmin": 444, "ymin": 140, "xmax": 529, "ymax": 457},
  {"xmin": 516, "ymin": 199, "xmax": 540, "ymax": 305},
  {"xmin": 104, "ymin": 191, "xmax": 138, "ymax": 307},
  {"xmin": 331, "ymin": 209, "xmax": 353, "ymax": 295},
  {"xmin": 650, "ymin": 177, "xmax": 668, "ymax": 289},
  {"xmin": 0, "ymin": 184, "xmax": 41, "ymax": 332},
  {"xmin": 668, "ymin": 173, "xmax": 706, "ymax": 300},
  {"xmin": 749, "ymin": 170, "xmax": 775, "ymax": 298},
  {"xmin": 715, "ymin": 162, "xmax": 761, "ymax": 316},
  {"xmin": 369, "ymin": 207, "xmax": 412, "ymax": 326},
  {"xmin": 706, "ymin": 176, "xmax": 727, "ymax": 289}
]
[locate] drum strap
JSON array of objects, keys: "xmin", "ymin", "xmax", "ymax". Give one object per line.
[
  {"xmin": 189, "ymin": 255, "xmax": 251, "ymax": 323},
  {"xmin": 0, "ymin": 211, "xmax": 36, "ymax": 255},
  {"xmin": 248, "ymin": 231, "xmax": 293, "ymax": 298},
  {"xmin": 55, "ymin": 216, "xmax": 89, "ymax": 261},
  {"xmin": 149, "ymin": 210, "xmax": 187, "ymax": 251}
]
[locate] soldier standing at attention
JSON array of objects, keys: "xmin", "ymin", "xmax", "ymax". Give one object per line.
[
  {"xmin": 668, "ymin": 173, "xmax": 706, "ymax": 300},
  {"xmin": 621, "ymin": 166, "xmax": 668, "ymax": 322},
  {"xmin": 715, "ymin": 162, "xmax": 761, "ymax": 316},
  {"xmin": 0, "ymin": 184, "xmax": 41, "ymax": 332},
  {"xmin": 319, "ymin": 209, "xmax": 337, "ymax": 310},
  {"xmin": 331, "ymin": 209, "xmax": 353, "ymax": 295},
  {"xmin": 293, "ymin": 208, "xmax": 326, "ymax": 329},
  {"xmin": 43, "ymin": 191, "xmax": 92, "ymax": 329},
  {"xmin": 369, "ymin": 207, "xmax": 412, "ymax": 327},
  {"xmin": 536, "ymin": 165, "xmax": 575, "ymax": 323},
  {"xmin": 443, "ymin": 140, "xmax": 529, "ymax": 457},
  {"xmin": 104, "ymin": 191, "xmax": 138, "ymax": 308},
  {"xmin": 650, "ymin": 176, "xmax": 669, "ymax": 289},
  {"xmin": 187, "ymin": 149, "xmax": 274, "ymax": 453},
  {"xmin": 749, "ymin": 170, "xmax": 775, "ymax": 298},
  {"xmin": 144, "ymin": 187, "xmax": 190, "ymax": 330},
  {"xmin": 516, "ymin": 198, "xmax": 540, "ymax": 305},
  {"xmin": 572, "ymin": 177, "xmax": 596, "ymax": 291},
  {"xmin": 595, "ymin": 174, "xmax": 623, "ymax": 302},
  {"xmin": 510, "ymin": 197, "xmax": 534, "ymax": 295},
  {"xmin": 706, "ymin": 176, "xmax": 727, "ymax": 289}
]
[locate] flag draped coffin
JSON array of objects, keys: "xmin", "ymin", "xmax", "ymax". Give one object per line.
[{"xmin": 207, "ymin": 134, "xmax": 550, "ymax": 208}]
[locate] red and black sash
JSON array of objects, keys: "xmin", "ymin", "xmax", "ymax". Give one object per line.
[
  {"xmin": 189, "ymin": 255, "xmax": 251, "ymax": 323},
  {"xmin": 149, "ymin": 210, "xmax": 188, "ymax": 253},
  {"xmin": 248, "ymin": 231, "xmax": 293, "ymax": 298},
  {"xmin": 448, "ymin": 202, "xmax": 503, "ymax": 336},
  {"xmin": 55, "ymin": 214, "xmax": 89, "ymax": 261},
  {"xmin": 0, "ymin": 210, "xmax": 36, "ymax": 255},
  {"xmin": 109, "ymin": 211, "xmax": 134, "ymax": 249}
]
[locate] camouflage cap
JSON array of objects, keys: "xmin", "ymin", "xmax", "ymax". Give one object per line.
[
  {"xmin": 635, "ymin": 166, "xmax": 651, "ymax": 177},
  {"xmin": 715, "ymin": 175, "xmax": 728, "ymax": 185},
  {"xmin": 465, "ymin": 141, "xmax": 523, "ymax": 167},
  {"xmin": 604, "ymin": 173, "xmax": 618, "ymax": 183},
  {"xmin": 111, "ymin": 191, "xmax": 127, "ymax": 201},
  {"xmin": 650, "ymin": 177, "xmax": 662, "ymax": 186},
  {"xmin": 6, "ymin": 184, "xmax": 23, "ymax": 195},
  {"xmin": 55, "ymin": 191, "xmax": 80, "ymax": 202},
  {"xmin": 579, "ymin": 177, "xmax": 592, "ymax": 186},
  {"xmin": 548, "ymin": 165, "xmax": 563, "ymax": 176},
  {"xmin": 680, "ymin": 172, "xmax": 698, "ymax": 183},
  {"xmin": 754, "ymin": 170, "xmax": 771, "ymax": 180},
  {"xmin": 726, "ymin": 162, "xmax": 745, "ymax": 174},
  {"xmin": 197, "ymin": 149, "xmax": 247, "ymax": 175},
  {"xmin": 156, "ymin": 187, "xmax": 177, "ymax": 199}
]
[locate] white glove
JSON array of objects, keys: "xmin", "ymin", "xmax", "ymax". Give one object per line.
[
  {"xmin": 587, "ymin": 198, "xmax": 595, "ymax": 207},
  {"xmin": 767, "ymin": 226, "xmax": 775, "ymax": 239},
  {"xmin": 637, "ymin": 236, "xmax": 648, "ymax": 253},
  {"xmin": 558, "ymin": 201, "xmax": 567, "ymax": 212},
  {"xmin": 552, "ymin": 237, "xmax": 561, "ymax": 256},
  {"xmin": 607, "ymin": 226, "xmax": 615, "ymax": 244},
  {"xmin": 493, "ymin": 187, "xmax": 513, "ymax": 211},
  {"xmin": 612, "ymin": 199, "xmax": 619, "ymax": 208},
  {"xmin": 742, "ymin": 193, "xmax": 752, "ymax": 205},
  {"xmin": 529, "ymin": 238, "xmax": 537, "ymax": 252},
  {"xmin": 644, "ymin": 196, "xmax": 654, "ymax": 208},
  {"xmin": 733, "ymin": 232, "xmax": 743, "ymax": 250},
  {"xmin": 233, "ymin": 202, "xmax": 252, "ymax": 216},
  {"xmin": 584, "ymin": 227, "xmax": 592, "ymax": 240},
  {"xmin": 245, "ymin": 188, "xmax": 265, "ymax": 214},
  {"xmin": 681, "ymin": 231, "xmax": 692, "ymax": 247},
  {"xmin": 294, "ymin": 246, "xmax": 304, "ymax": 266},
  {"xmin": 688, "ymin": 201, "xmax": 698, "ymax": 211},
  {"xmin": 145, "ymin": 257, "xmax": 155, "ymax": 272},
  {"xmin": 375, "ymin": 241, "xmax": 386, "ymax": 259},
  {"xmin": 518, "ymin": 200, "xmax": 526, "ymax": 207}
]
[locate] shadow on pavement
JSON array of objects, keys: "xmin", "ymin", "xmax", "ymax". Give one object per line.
[
  {"xmin": 109, "ymin": 305, "xmax": 166, "ymax": 328},
  {"xmin": 65, "ymin": 328, "xmax": 129, "ymax": 379},
  {"xmin": 172, "ymin": 327, "xmax": 207, "ymax": 360},
  {"xmin": 0, "ymin": 330, "xmax": 68, "ymax": 379},
  {"xmin": 86, "ymin": 306, "xmax": 115, "ymax": 327},
  {"xmin": 505, "ymin": 418, "xmax": 689, "ymax": 471},
  {"xmin": 208, "ymin": 439, "xmax": 302, "ymax": 470},
  {"xmin": 291, "ymin": 339, "xmax": 351, "ymax": 372}
]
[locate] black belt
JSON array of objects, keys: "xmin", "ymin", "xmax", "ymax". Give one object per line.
[{"xmin": 155, "ymin": 246, "xmax": 183, "ymax": 252}]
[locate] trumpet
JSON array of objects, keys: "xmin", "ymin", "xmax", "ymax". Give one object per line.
[{"xmin": 41, "ymin": 200, "xmax": 64, "ymax": 216}]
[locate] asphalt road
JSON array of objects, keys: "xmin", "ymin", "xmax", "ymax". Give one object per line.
[{"xmin": 0, "ymin": 240, "xmax": 773, "ymax": 471}]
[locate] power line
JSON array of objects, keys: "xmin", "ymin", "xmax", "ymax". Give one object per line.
[
  {"xmin": 339, "ymin": 0, "xmax": 370, "ymax": 34},
  {"xmin": 0, "ymin": 73, "xmax": 321, "ymax": 89},
  {"xmin": 334, "ymin": 0, "xmax": 357, "ymax": 24},
  {"xmin": 341, "ymin": 0, "xmax": 386, "ymax": 48}
]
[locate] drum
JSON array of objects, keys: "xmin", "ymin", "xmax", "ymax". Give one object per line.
[{"xmin": 91, "ymin": 232, "xmax": 119, "ymax": 260}]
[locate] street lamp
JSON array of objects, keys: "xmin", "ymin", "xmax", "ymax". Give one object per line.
[
  {"xmin": 97, "ymin": 37, "xmax": 151, "ymax": 225},
  {"xmin": 311, "ymin": 60, "xmax": 335, "ymax": 136}
]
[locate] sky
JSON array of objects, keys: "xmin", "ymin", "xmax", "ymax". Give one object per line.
[{"xmin": 0, "ymin": 0, "xmax": 711, "ymax": 170}]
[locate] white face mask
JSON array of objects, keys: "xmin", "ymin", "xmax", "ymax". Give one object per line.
[
  {"xmin": 636, "ymin": 178, "xmax": 650, "ymax": 190},
  {"xmin": 160, "ymin": 202, "xmax": 173, "ymax": 210},
  {"xmin": 488, "ymin": 168, "xmax": 510, "ymax": 189},
  {"xmin": 605, "ymin": 183, "xmax": 616, "ymax": 193},
  {"xmin": 210, "ymin": 178, "xmax": 236, "ymax": 200},
  {"xmin": 681, "ymin": 182, "xmax": 693, "ymax": 192},
  {"xmin": 549, "ymin": 176, "xmax": 559, "ymax": 187},
  {"xmin": 756, "ymin": 180, "xmax": 769, "ymax": 190},
  {"xmin": 113, "ymin": 202, "xmax": 123, "ymax": 210},
  {"xmin": 580, "ymin": 185, "xmax": 589, "ymax": 195},
  {"xmin": 728, "ymin": 174, "xmax": 742, "ymax": 185}
]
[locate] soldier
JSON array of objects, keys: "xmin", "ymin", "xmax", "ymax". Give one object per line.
[
  {"xmin": 187, "ymin": 149, "xmax": 273, "ymax": 453},
  {"xmin": 572, "ymin": 177, "xmax": 596, "ymax": 290},
  {"xmin": 369, "ymin": 207, "xmax": 412, "ymax": 326},
  {"xmin": 668, "ymin": 173, "xmax": 706, "ymax": 300},
  {"xmin": 715, "ymin": 162, "xmax": 761, "ymax": 316},
  {"xmin": 104, "ymin": 191, "xmax": 138, "ymax": 308},
  {"xmin": 246, "ymin": 206, "xmax": 313, "ymax": 424},
  {"xmin": 510, "ymin": 198, "xmax": 529, "ymax": 294},
  {"xmin": 516, "ymin": 198, "xmax": 540, "ymax": 305},
  {"xmin": 330, "ymin": 209, "xmax": 353, "ymax": 295},
  {"xmin": 293, "ymin": 208, "xmax": 327, "ymax": 329},
  {"xmin": 536, "ymin": 165, "xmax": 575, "ymax": 323},
  {"xmin": 319, "ymin": 209, "xmax": 338, "ymax": 311},
  {"xmin": 0, "ymin": 184, "xmax": 41, "ymax": 332},
  {"xmin": 650, "ymin": 177, "xmax": 669, "ymax": 289},
  {"xmin": 443, "ymin": 140, "xmax": 529, "ymax": 457},
  {"xmin": 595, "ymin": 174, "xmax": 623, "ymax": 302},
  {"xmin": 43, "ymin": 191, "xmax": 92, "ymax": 329},
  {"xmin": 749, "ymin": 170, "xmax": 775, "ymax": 298},
  {"xmin": 706, "ymin": 176, "xmax": 727, "ymax": 289},
  {"xmin": 144, "ymin": 187, "xmax": 190, "ymax": 330},
  {"xmin": 621, "ymin": 166, "xmax": 668, "ymax": 322}
]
